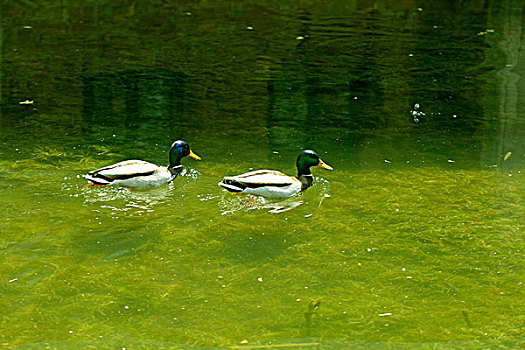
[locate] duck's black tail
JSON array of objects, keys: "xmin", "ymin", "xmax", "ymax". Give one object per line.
[{"xmin": 218, "ymin": 179, "xmax": 246, "ymax": 192}]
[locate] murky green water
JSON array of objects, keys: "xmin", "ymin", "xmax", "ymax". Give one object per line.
[{"xmin": 1, "ymin": 1, "xmax": 523, "ymax": 349}]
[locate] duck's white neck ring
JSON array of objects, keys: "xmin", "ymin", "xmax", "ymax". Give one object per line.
[
  {"xmin": 169, "ymin": 165, "xmax": 183, "ymax": 173},
  {"xmin": 298, "ymin": 174, "xmax": 314, "ymax": 190},
  {"xmin": 168, "ymin": 165, "xmax": 183, "ymax": 182}
]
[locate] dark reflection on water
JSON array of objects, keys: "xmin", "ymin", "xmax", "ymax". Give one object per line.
[
  {"xmin": 1, "ymin": 0, "xmax": 518, "ymax": 171},
  {"xmin": 82, "ymin": 69, "xmax": 186, "ymax": 138},
  {"xmin": 1, "ymin": 0, "xmax": 520, "ymax": 176}
]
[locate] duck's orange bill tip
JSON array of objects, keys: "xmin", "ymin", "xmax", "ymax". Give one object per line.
[
  {"xmin": 189, "ymin": 150, "xmax": 201, "ymax": 160},
  {"xmin": 318, "ymin": 159, "xmax": 333, "ymax": 170}
]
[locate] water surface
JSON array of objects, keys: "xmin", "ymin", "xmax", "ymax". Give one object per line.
[{"xmin": 0, "ymin": 1, "xmax": 523, "ymax": 348}]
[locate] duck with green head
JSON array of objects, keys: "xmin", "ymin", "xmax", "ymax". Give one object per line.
[
  {"xmin": 85, "ymin": 140, "xmax": 201, "ymax": 190},
  {"xmin": 218, "ymin": 150, "xmax": 332, "ymax": 199}
]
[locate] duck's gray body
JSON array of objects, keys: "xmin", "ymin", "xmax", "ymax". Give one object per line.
[
  {"xmin": 85, "ymin": 159, "xmax": 180, "ymax": 190},
  {"xmin": 85, "ymin": 140, "xmax": 200, "ymax": 190},
  {"xmin": 219, "ymin": 150, "xmax": 332, "ymax": 199}
]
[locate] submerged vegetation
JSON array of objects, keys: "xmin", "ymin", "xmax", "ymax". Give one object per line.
[{"xmin": 1, "ymin": 165, "xmax": 523, "ymax": 347}]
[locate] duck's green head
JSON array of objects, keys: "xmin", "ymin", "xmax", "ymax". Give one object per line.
[
  {"xmin": 296, "ymin": 150, "xmax": 333, "ymax": 176},
  {"xmin": 168, "ymin": 140, "xmax": 201, "ymax": 168}
]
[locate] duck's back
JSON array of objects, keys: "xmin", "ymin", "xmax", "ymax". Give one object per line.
[
  {"xmin": 89, "ymin": 160, "xmax": 158, "ymax": 178},
  {"xmin": 224, "ymin": 170, "xmax": 297, "ymax": 186}
]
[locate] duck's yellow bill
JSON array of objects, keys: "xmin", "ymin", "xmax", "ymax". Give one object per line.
[
  {"xmin": 317, "ymin": 159, "xmax": 333, "ymax": 170},
  {"xmin": 188, "ymin": 150, "xmax": 201, "ymax": 160}
]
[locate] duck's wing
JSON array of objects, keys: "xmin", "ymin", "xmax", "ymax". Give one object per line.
[
  {"xmin": 220, "ymin": 170, "xmax": 297, "ymax": 190},
  {"xmin": 88, "ymin": 160, "xmax": 159, "ymax": 181}
]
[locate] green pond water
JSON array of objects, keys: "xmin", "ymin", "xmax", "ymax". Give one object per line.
[{"xmin": 0, "ymin": 1, "xmax": 524, "ymax": 349}]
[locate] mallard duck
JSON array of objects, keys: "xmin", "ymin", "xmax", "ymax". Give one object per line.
[
  {"xmin": 85, "ymin": 140, "xmax": 201, "ymax": 189},
  {"xmin": 218, "ymin": 150, "xmax": 332, "ymax": 199}
]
